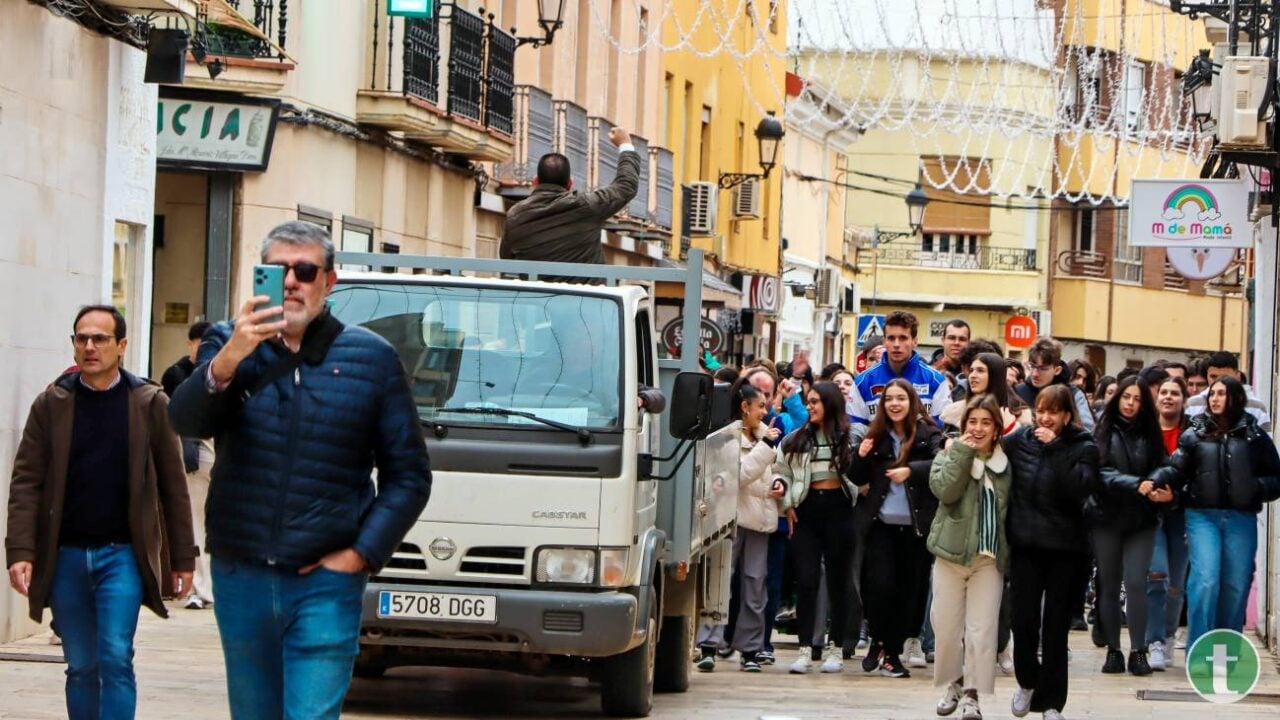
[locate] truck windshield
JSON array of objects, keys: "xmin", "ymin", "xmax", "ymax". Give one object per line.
[{"xmin": 329, "ymin": 282, "xmax": 623, "ymax": 429}]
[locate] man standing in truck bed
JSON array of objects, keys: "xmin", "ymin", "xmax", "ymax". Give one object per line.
[{"xmin": 500, "ymin": 126, "xmax": 640, "ymax": 266}]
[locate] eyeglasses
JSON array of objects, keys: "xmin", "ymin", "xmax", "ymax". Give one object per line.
[
  {"xmin": 269, "ymin": 261, "xmax": 325, "ymax": 283},
  {"xmin": 1028, "ymin": 363, "xmax": 1055, "ymax": 373},
  {"xmin": 805, "ymin": 397, "xmax": 821, "ymax": 406},
  {"xmin": 71, "ymin": 333, "xmax": 115, "ymax": 347}
]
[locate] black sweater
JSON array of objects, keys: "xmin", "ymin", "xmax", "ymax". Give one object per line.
[{"xmin": 61, "ymin": 379, "xmax": 131, "ymax": 547}]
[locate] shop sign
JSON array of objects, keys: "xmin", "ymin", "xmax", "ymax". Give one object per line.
[
  {"xmin": 388, "ymin": 0, "xmax": 434, "ymax": 17},
  {"xmin": 661, "ymin": 316, "xmax": 726, "ymax": 356},
  {"xmin": 1166, "ymin": 247, "xmax": 1237, "ymax": 280},
  {"xmin": 1005, "ymin": 315, "xmax": 1037, "ymax": 349},
  {"xmin": 1128, "ymin": 179, "xmax": 1251, "ymax": 248},
  {"xmin": 744, "ymin": 274, "xmax": 780, "ymax": 314},
  {"xmin": 157, "ymin": 88, "xmax": 280, "ymax": 172}
]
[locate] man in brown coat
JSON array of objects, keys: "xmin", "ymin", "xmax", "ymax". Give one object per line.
[
  {"xmin": 5, "ymin": 304, "xmax": 196, "ymax": 719},
  {"xmin": 500, "ymin": 126, "xmax": 640, "ymax": 267}
]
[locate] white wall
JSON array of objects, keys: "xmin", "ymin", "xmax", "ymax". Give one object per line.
[{"xmin": 0, "ymin": 4, "xmax": 156, "ymax": 641}]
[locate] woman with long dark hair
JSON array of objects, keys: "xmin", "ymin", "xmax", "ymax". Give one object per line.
[
  {"xmin": 1155, "ymin": 376, "xmax": 1280, "ymax": 650},
  {"xmin": 849, "ymin": 379, "xmax": 943, "ymax": 679},
  {"xmin": 774, "ymin": 382, "xmax": 856, "ymax": 674},
  {"xmin": 1146, "ymin": 377, "xmax": 1190, "ymax": 670},
  {"xmin": 1088, "ymin": 377, "xmax": 1174, "ymax": 676},
  {"xmin": 1007, "ymin": 385, "xmax": 1100, "ymax": 720},
  {"xmin": 695, "ymin": 381, "xmax": 784, "ymax": 672},
  {"xmin": 942, "ymin": 353, "xmax": 1030, "ymax": 435}
]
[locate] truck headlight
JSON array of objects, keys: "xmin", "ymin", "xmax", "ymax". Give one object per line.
[
  {"xmin": 599, "ymin": 548, "xmax": 629, "ymax": 587},
  {"xmin": 536, "ymin": 548, "xmax": 595, "ymax": 584}
]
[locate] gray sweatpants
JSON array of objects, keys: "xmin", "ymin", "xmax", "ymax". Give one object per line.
[
  {"xmin": 1091, "ymin": 525, "xmax": 1156, "ymax": 652},
  {"xmin": 695, "ymin": 529, "xmax": 771, "ymax": 654}
]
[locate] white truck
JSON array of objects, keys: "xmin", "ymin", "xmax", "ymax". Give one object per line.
[{"xmin": 327, "ymin": 248, "xmax": 742, "ymax": 717}]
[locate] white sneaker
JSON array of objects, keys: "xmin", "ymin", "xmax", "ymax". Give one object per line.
[
  {"xmin": 905, "ymin": 637, "xmax": 927, "ymax": 668},
  {"xmin": 1043, "ymin": 710, "xmax": 1064, "ymax": 720},
  {"xmin": 48, "ymin": 633, "xmax": 62, "ymax": 646},
  {"xmin": 820, "ymin": 643, "xmax": 844, "ymax": 673},
  {"xmin": 1011, "ymin": 685, "xmax": 1033, "ymax": 718},
  {"xmin": 998, "ymin": 646, "xmax": 1015, "ymax": 675},
  {"xmin": 1174, "ymin": 627, "xmax": 1188, "ymax": 650},
  {"xmin": 184, "ymin": 595, "xmax": 206, "ymax": 610},
  {"xmin": 789, "ymin": 647, "xmax": 813, "ymax": 674},
  {"xmin": 1148, "ymin": 641, "xmax": 1168, "ymax": 671},
  {"xmin": 960, "ymin": 694, "xmax": 983, "ymax": 720},
  {"xmin": 937, "ymin": 682, "xmax": 962, "ymax": 716}
]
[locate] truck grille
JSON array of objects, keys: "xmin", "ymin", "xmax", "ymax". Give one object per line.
[
  {"xmin": 386, "ymin": 543, "xmax": 428, "ymax": 571},
  {"xmin": 458, "ymin": 546, "xmax": 526, "ymax": 577},
  {"xmin": 542, "ymin": 611, "xmax": 584, "ymax": 633}
]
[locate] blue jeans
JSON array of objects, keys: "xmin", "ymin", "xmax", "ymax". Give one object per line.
[
  {"xmin": 1184, "ymin": 509, "xmax": 1257, "ymax": 651},
  {"xmin": 212, "ymin": 558, "xmax": 368, "ymax": 720},
  {"xmin": 49, "ymin": 544, "xmax": 145, "ymax": 720},
  {"xmin": 1146, "ymin": 510, "xmax": 1190, "ymax": 645}
]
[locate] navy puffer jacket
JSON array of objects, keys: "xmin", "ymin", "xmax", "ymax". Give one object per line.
[{"xmin": 169, "ymin": 316, "xmax": 431, "ymax": 571}]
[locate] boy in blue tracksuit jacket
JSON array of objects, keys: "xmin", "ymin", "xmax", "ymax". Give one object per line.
[{"xmin": 848, "ymin": 311, "xmax": 952, "ymax": 428}]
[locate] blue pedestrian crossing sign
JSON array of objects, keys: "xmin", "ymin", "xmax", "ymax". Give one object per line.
[{"xmin": 856, "ymin": 314, "xmax": 886, "ymax": 346}]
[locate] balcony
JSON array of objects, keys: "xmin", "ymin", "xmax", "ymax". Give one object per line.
[
  {"xmin": 1056, "ymin": 250, "xmax": 1109, "ymax": 278},
  {"xmin": 859, "ymin": 244, "xmax": 1042, "ymax": 308},
  {"xmin": 357, "ymin": 6, "xmax": 514, "ymax": 161},
  {"xmin": 182, "ymin": 0, "xmax": 296, "ymax": 94},
  {"xmin": 874, "ymin": 245, "xmax": 1038, "ymax": 272}
]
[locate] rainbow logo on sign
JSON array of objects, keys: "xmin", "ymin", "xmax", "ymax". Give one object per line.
[{"xmin": 1149, "ymin": 184, "xmax": 1234, "ymax": 241}]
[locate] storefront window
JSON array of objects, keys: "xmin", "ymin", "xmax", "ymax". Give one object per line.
[{"xmin": 112, "ymin": 221, "xmax": 139, "ymax": 319}]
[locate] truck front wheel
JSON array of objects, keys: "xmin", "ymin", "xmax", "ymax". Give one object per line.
[{"xmin": 600, "ymin": 589, "xmax": 657, "ymax": 717}]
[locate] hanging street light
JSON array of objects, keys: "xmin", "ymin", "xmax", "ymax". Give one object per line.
[
  {"xmin": 719, "ymin": 112, "xmax": 787, "ymax": 189},
  {"xmin": 514, "ymin": 0, "xmax": 567, "ymax": 48}
]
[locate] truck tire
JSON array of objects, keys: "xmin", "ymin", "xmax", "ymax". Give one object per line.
[
  {"xmin": 653, "ymin": 614, "xmax": 691, "ymax": 693},
  {"xmin": 600, "ymin": 590, "xmax": 657, "ymax": 717}
]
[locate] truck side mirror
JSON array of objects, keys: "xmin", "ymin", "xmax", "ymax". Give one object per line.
[{"xmin": 668, "ymin": 372, "xmax": 714, "ymax": 440}]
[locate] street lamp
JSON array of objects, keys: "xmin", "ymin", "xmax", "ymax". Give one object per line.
[
  {"xmin": 867, "ymin": 184, "xmax": 931, "ymax": 314},
  {"xmin": 719, "ymin": 113, "xmax": 787, "ymax": 189},
  {"xmin": 514, "ymin": 0, "xmax": 566, "ymax": 48},
  {"xmin": 1182, "ymin": 48, "xmax": 1217, "ymax": 131}
]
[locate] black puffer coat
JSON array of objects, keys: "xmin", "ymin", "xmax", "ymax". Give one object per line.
[
  {"xmin": 1006, "ymin": 424, "xmax": 1100, "ymax": 552},
  {"xmin": 1086, "ymin": 418, "xmax": 1166, "ymax": 533},
  {"xmin": 849, "ymin": 419, "xmax": 945, "ymax": 537},
  {"xmin": 1153, "ymin": 414, "xmax": 1280, "ymax": 513}
]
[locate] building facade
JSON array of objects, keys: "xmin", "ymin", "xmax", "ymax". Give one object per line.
[{"xmin": 1, "ymin": 0, "xmax": 166, "ymax": 642}]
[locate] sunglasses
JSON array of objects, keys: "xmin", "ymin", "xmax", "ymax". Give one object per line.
[{"xmin": 268, "ymin": 261, "xmax": 325, "ymax": 283}]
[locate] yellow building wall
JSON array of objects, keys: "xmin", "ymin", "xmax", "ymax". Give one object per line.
[
  {"xmin": 1051, "ymin": 278, "xmax": 1245, "ymax": 352},
  {"xmin": 1064, "ymin": 0, "xmax": 1206, "ymax": 68},
  {"xmin": 661, "ymin": 0, "xmax": 786, "ymax": 274}
]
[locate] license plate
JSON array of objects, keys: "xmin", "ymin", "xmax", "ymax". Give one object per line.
[{"xmin": 377, "ymin": 590, "xmax": 497, "ymax": 623}]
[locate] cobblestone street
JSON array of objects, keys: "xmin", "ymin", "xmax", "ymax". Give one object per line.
[{"xmin": 2, "ymin": 603, "xmax": 1279, "ymax": 719}]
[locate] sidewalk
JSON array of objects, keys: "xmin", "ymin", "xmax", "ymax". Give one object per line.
[{"xmin": 2, "ymin": 603, "xmax": 1279, "ymax": 718}]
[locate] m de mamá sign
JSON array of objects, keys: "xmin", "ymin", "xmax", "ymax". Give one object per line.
[{"xmin": 1128, "ymin": 179, "xmax": 1251, "ymax": 248}]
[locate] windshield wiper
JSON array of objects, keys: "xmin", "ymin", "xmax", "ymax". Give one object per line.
[{"xmin": 438, "ymin": 407, "xmax": 593, "ymax": 445}]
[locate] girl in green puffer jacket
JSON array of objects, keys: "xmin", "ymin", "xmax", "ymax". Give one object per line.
[{"xmin": 926, "ymin": 394, "xmax": 1012, "ymax": 720}]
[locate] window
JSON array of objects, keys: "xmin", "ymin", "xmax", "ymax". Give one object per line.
[
  {"xmin": 1113, "ymin": 209, "xmax": 1143, "ymax": 283},
  {"xmin": 769, "ymin": 0, "xmax": 780, "ymax": 34},
  {"xmin": 297, "ymin": 204, "xmax": 333, "ymax": 232},
  {"xmin": 1074, "ymin": 207, "xmax": 1095, "ymax": 253},
  {"xmin": 328, "ymin": 283, "xmax": 623, "ymax": 429},
  {"xmin": 699, "ymin": 105, "xmax": 712, "ymax": 181},
  {"xmin": 112, "ymin": 221, "xmax": 141, "ymax": 321},
  {"xmin": 920, "ymin": 156, "xmax": 992, "ymax": 237},
  {"xmin": 635, "ymin": 309, "xmax": 654, "ymax": 388},
  {"xmin": 340, "ymin": 216, "xmax": 373, "ymax": 272},
  {"xmin": 380, "ymin": 242, "xmax": 401, "ymax": 274}
]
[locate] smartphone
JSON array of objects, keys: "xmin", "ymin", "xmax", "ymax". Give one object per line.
[{"xmin": 252, "ymin": 264, "xmax": 285, "ymax": 325}]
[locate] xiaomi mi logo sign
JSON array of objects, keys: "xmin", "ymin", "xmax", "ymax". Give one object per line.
[{"xmin": 1005, "ymin": 316, "xmax": 1037, "ymax": 349}]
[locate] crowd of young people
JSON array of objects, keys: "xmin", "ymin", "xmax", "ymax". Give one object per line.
[{"xmin": 695, "ymin": 311, "xmax": 1280, "ymax": 720}]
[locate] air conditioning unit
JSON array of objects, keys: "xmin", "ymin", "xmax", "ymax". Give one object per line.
[
  {"xmin": 686, "ymin": 182, "xmax": 717, "ymax": 235},
  {"xmin": 815, "ymin": 267, "xmax": 842, "ymax": 308},
  {"xmin": 1218, "ymin": 56, "xmax": 1269, "ymax": 147},
  {"xmin": 731, "ymin": 178, "xmax": 761, "ymax": 219}
]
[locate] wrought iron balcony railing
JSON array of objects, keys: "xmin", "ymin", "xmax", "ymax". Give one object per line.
[
  {"xmin": 1056, "ymin": 250, "xmax": 1109, "ymax": 278},
  {"xmin": 366, "ymin": 5, "xmax": 514, "ymax": 137},
  {"xmin": 206, "ymin": 0, "xmax": 289, "ymax": 60},
  {"xmin": 871, "ymin": 245, "xmax": 1039, "ymax": 272}
]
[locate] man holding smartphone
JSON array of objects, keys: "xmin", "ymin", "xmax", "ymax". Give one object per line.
[{"xmin": 169, "ymin": 221, "xmax": 432, "ymax": 719}]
